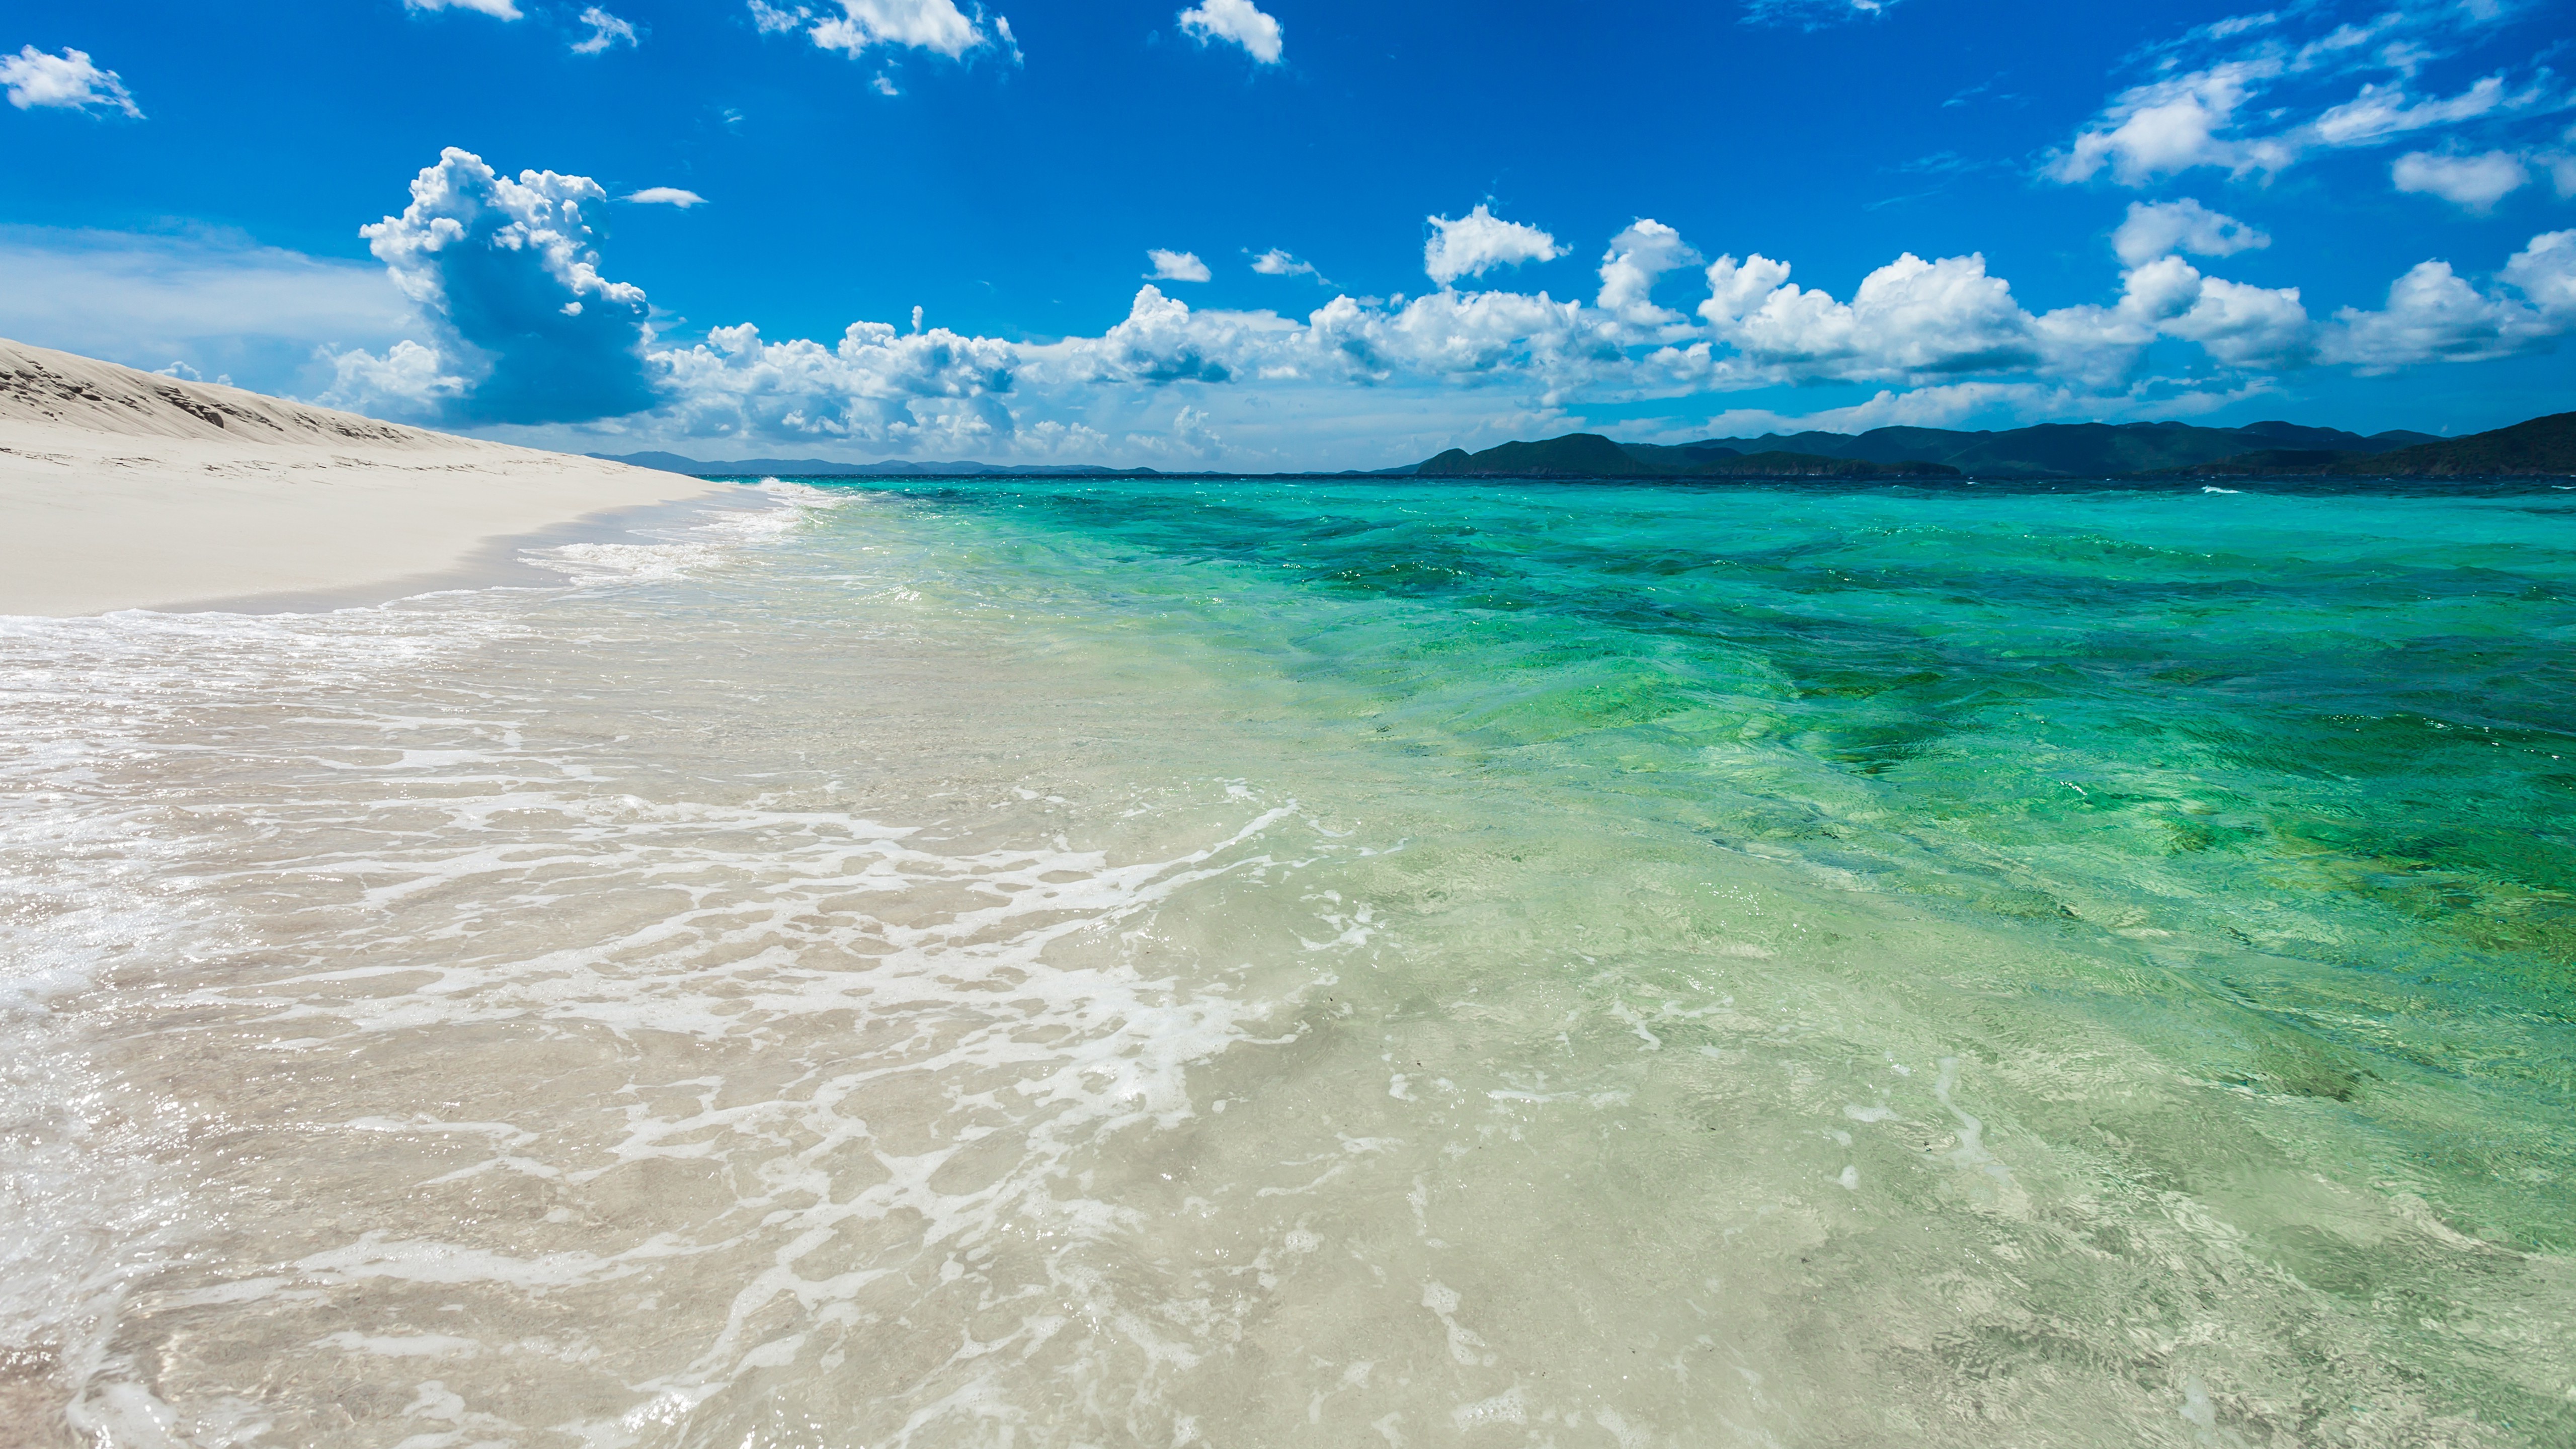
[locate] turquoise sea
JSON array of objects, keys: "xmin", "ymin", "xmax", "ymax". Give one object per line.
[{"xmin": 4, "ymin": 475, "xmax": 2571, "ymax": 1445}]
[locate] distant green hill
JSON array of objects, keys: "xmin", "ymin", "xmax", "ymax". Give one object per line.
[
  {"xmin": 1650, "ymin": 420, "xmax": 2437, "ymax": 478},
  {"xmin": 2158, "ymin": 448, "xmax": 2358, "ymax": 476},
  {"xmin": 1417, "ymin": 434, "xmax": 1639, "ymax": 476},
  {"xmin": 2153, "ymin": 412, "xmax": 2576, "ymax": 478},
  {"xmin": 1689, "ymin": 451, "xmax": 1961, "ymax": 478},
  {"xmin": 1415, "ymin": 433, "xmax": 1957, "ymax": 479},
  {"xmin": 1410, "ymin": 415, "xmax": 2550, "ymax": 481}
]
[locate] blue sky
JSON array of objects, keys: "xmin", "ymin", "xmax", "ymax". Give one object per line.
[{"xmin": 3, "ymin": 0, "xmax": 2571, "ymax": 466}]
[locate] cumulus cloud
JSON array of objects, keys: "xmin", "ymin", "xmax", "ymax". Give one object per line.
[
  {"xmin": 1691, "ymin": 234, "xmax": 2317, "ymax": 391},
  {"xmin": 2049, "ymin": 61, "xmax": 2288, "ymax": 185},
  {"xmin": 2029, "ymin": 249, "xmax": 2312, "ymax": 379},
  {"xmin": 2153, "ymin": 268, "xmax": 2314, "ymax": 369},
  {"xmin": 2322, "ymin": 229, "xmax": 2575, "ymax": 369},
  {"xmin": 624, "ymin": 187, "xmax": 707, "ymax": 207},
  {"xmin": 1126, "ymin": 405, "xmax": 1227, "ymax": 461},
  {"xmin": 1147, "ymin": 249, "xmax": 1212, "ymax": 282},
  {"xmin": 656, "ymin": 318, "xmax": 1016, "ymax": 451},
  {"xmin": 2, "ymin": 45, "xmax": 141, "ymax": 117},
  {"xmin": 751, "ymin": 0, "xmax": 1005, "ymax": 61},
  {"xmin": 1177, "ymin": 0, "xmax": 1284, "ymax": 64},
  {"xmin": 1698, "ymin": 251, "xmax": 2044, "ymax": 380},
  {"xmin": 1595, "ymin": 220, "xmax": 1703, "ymax": 331},
  {"xmin": 2504, "ymin": 229, "xmax": 2576, "ymax": 317},
  {"xmin": 572, "ymin": 7, "xmax": 639, "ymax": 53},
  {"xmin": 407, "ymin": 0, "xmax": 524, "ymax": 18},
  {"xmin": 343, "ymin": 146, "xmax": 658, "ymax": 425},
  {"xmin": 2392, "ymin": 148, "xmax": 2530, "ymax": 209},
  {"xmin": 2111, "ymin": 198, "xmax": 2270, "ymax": 269},
  {"xmin": 815, "ymin": 0, "xmax": 987, "ymax": 57},
  {"xmin": 1034, "ymin": 285, "xmax": 1298, "ymax": 385},
  {"xmin": 319, "ymin": 339, "xmax": 467, "ymax": 415},
  {"xmin": 1305, "ymin": 287, "xmax": 1594, "ymax": 391},
  {"xmin": 1424, "ymin": 205, "xmax": 1562, "ymax": 287}
]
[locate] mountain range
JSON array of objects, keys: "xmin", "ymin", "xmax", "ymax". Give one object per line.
[{"xmin": 1417, "ymin": 414, "xmax": 2575, "ymax": 479}]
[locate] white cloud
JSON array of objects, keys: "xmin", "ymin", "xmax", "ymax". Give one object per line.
[
  {"xmin": 1, "ymin": 45, "xmax": 141, "ymax": 117},
  {"xmin": 2545, "ymin": 125, "xmax": 2576, "ymax": 199},
  {"xmin": 1424, "ymin": 205, "xmax": 1562, "ymax": 287},
  {"xmin": 655, "ymin": 318, "xmax": 1016, "ymax": 451},
  {"xmin": 2047, "ymin": 5, "xmax": 2557, "ymax": 190},
  {"xmin": 815, "ymin": 0, "xmax": 986, "ymax": 57},
  {"xmin": 406, "ymin": 0, "xmax": 525, "ymax": 18},
  {"xmin": 2322, "ymin": 229, "xmax": 2575, "ymax": 369},
  {"xmin": 1126, "ymin": 405, "xmax": 1226, "ymax": 460},
  {"xmin": 1698, "ymin": 383, "xmax": 2074, "ymax": 437},
  {"xmin": 2111, "ymin": 198, "xmax": 2270, "ymax": 269},
  {"xmin": 2049, "ymin": 61, "xmax": 2289, "ymax": 185},
  {"xmin": 1739, "ymin": 0, "xmax": 1899, "ymax": 29},
  {"xmin": 2322, "ymin": 260, "xmax": 2526, "ymax": 367},
  {"xmin": 1690, "ymin": 236, "xmax": 2316, "ymax": 392},
  {"xmin": 319, "ymin": 339, "xmax": 467, "ymax": 415},
  {"xmin": 1304, "ymin": 287, "xmax": 1594, "ymax": 389},
  {"xmin": 1147, "ymin": 249, "xmax": 1213, "ymax": 283},
  {"xmin": 349, "ymin": 147, "xmax": 658, "ymax": 424},
  {"xmin": 1177, "ymin": 0, "xmax": 1284, "ymax": 65},
  {"xmin": 1698, "ymin": 251, "xmax": 2044, "ymax": 380},
  {"xmin": 2029, "ymin": 251, "xmax": 2314, "ymax": 380},
  {"xmin": 2311, "ymin": 76, "xmax": 2510, "ymax": 147},
  {"xmin": 1250, "ymin": 248, "xmax": 1321, "ymax": 280},
  {"xmin": 2157, "ymin": 270, "xmax": 2314, "ymax": 369},
  {"xmin": 1691, "ymin": 377, "xmax": 2275, "ymax": 438},
  {"xmin": 571, "ymin": 7, "xmax": 639, "ymax": 53},
  {"xmin": 624, "ymin": 187, "xmax": 707, "ymax": 207},
  {"xmin": 629, "ymin": 214, "xmax": 2547, "ymax": 462},
  {"xmin": 1595, "ymin": 219, "xmax": 1703, "ymax": 331},
  {"xmin": 2503, "ymin": 229, "xmax": 2576, "ymax": 318},
  {"xmin": 2392, "ymin": 148, "xmax": 2530, "ymax": 209},
  {"xmin": 753, "ymin": 0, "xmax": 1003, "ymax": 61},
  {"xmin": 1031, "ymin": 285, "xmax": 1302, "ymax": 385}
]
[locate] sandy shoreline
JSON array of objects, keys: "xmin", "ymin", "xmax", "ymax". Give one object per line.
[{"xmin": 0, "ymin": 338, "xmax": 729, "ymax": 616}]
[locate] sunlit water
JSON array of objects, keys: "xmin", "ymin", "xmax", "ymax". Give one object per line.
[{"xmin": 4, "ymin": 476, "xmax": 2571, "ymax": 1447}]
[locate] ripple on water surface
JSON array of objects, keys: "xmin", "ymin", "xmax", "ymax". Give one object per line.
[{"xmin": 1, "ymin": 477, "xmax": 2571, "ymax": 1446}]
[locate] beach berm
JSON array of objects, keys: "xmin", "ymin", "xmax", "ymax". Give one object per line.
[{"xmin": 0, "ymin": 338, "xmax": 722, "ymax": 615}]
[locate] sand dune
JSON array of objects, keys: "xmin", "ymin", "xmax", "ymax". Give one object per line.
[{"xmin": 0, "ymin": 339, "xmax": 726, "ymax": 615}]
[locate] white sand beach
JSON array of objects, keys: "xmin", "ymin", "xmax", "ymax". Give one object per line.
[{"xmin": 0, "ymin": 338, "xmax": 721, "ymax": 615}]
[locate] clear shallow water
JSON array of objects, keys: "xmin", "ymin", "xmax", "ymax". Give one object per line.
[{"xmin": 2, "ymin": 476, "xmax": 2571, "ymax": 1447}]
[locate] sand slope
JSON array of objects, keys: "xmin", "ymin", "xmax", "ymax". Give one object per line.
[{"xmin": 0, "ymin": 338, "xmax": 725, "ymax": 614}]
